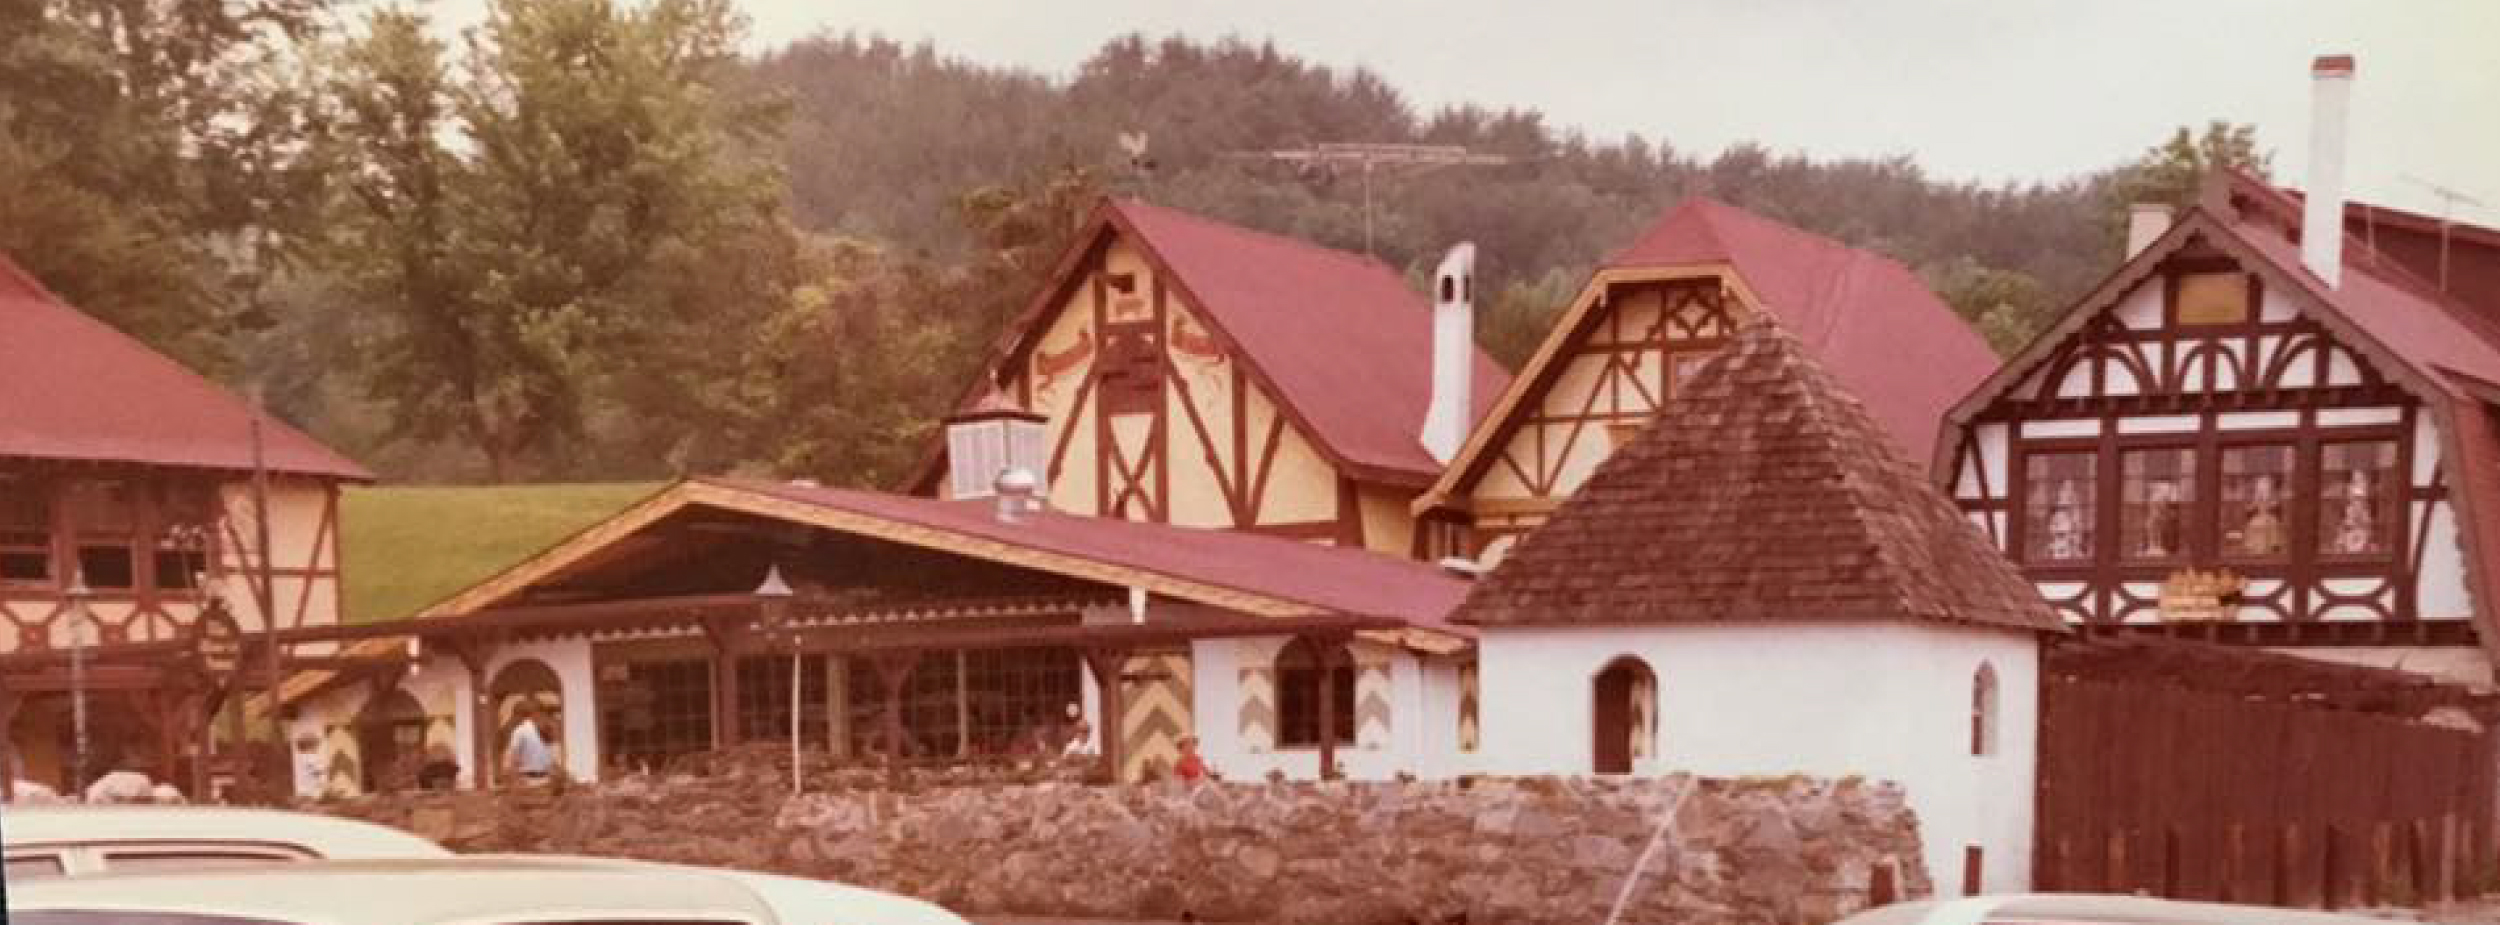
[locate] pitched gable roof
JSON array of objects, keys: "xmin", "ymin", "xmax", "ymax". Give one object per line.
[
  {"xmin": 1454, "ymin": 318, "xmax": 2060, "ymax": 632},
  {"xmin": 1418, "ymin": 198, "xmax": 1995, "ymax": 513},
  {"xmin": 1935, "ymin": 169, "xmax": 2500, "ymax": 664},
  {"xmin": 0, "ymin": 255, "xmax": 370, "ymax": 480},
  {"xmin": 912, "ymin": 199, "xmax": 1509, "ymax": 490},
  {"xmin": 1609, "ymin": 199, "xmax": 2000, "ymax": 460}
]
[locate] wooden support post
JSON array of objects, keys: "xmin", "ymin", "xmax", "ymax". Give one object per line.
[
  {"xmin": 445, "ymin": 641, "xmax": 491, "ymax": 790},
  {"xmin": 2107, "ymin": 829, "xmax": 2129, "ymax": 895},
  {"xmin": 702, "ymin": 619, "xmax": 744, "ymax": 749},
  {"xmin": 2276, "ymin": 824, "xmax": 2299, "ymax": 909},
  {"xmin": 1315, "ymin": 641, "xmax": 1338, "ymax": 782},
  {"xmin": 1081, "ymin": 648, "xmax": 1130, "ymax": 782},
  {"xmin": 2441, "ymin": 813, "xmax": 2461, "ymax": 903},
  {"xmin": 0, "ymin": 685, "xmax": 20, "ymax": 803}
]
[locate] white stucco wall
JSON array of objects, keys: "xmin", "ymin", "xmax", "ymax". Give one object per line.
[
  {"xmin": 1474, "ymin": 621, "xmax": 2040, "ymax": 898},
  {"xmin": 1190, "ymin": 636, "xmax": 1465, "ymax": 781}
]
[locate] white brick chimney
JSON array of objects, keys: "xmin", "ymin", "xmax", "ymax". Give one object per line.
[
  {"xmin": 1420, "ymin": 242, "xmax": 1477, "ymax": 464},
  {"xmin": 2125, "ymin": 203, "xmax": 2173, "ymax": 259},
  {"xmin": 2303, "ymin": 54, "xmax": 2355, "ymax": 289}
]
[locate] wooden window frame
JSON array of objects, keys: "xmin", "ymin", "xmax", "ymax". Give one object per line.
[
  {"xmin": 2007, "ymin": 416, "xmax": 2414, "ymax": 622},
  {"xmin": 1275, "ymin": 638, "xmax": 1355, "ymax": 749}
]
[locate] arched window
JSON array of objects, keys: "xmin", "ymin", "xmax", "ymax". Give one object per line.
[
  {"xmin": 1276, "ymin": 637, "xmax": 1354, "ymax": 748},
  {"xmin": 1971, "ymin": 663, "xmax": 2000, "ymax": 757},
  {"xmin": 1592, "ymin": 656, "xmax": 1657, "ymax": 775}
]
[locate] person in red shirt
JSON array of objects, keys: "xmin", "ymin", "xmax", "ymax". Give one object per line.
[{"xmin": 1171, "ymin": 735, "xmax": 1211, "ymax": 784}]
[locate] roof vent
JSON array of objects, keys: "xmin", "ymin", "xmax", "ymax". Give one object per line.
[{"xmin": 994, "ymin": 467, "xmax": 1043, "ymax": 523}]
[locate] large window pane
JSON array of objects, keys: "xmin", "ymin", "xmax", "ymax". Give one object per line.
[
  {"xmin": 2220, "ymin": 445, "xmax": 2296, "ymax": 560},
  {"xmin": 2321, "ymin": 441, "xmax": 2399, "ymax": 557},
  {"xmin": 2120, "ymin": 448, "xmax": 2194, "ymax": 561},
  {"xmin": 2023, "ymin": 452, "xmax": 2097, "ymax": 563},
  {"xmin": 598, "ymin": 659, "xmax": 712, "ymax": 773}
]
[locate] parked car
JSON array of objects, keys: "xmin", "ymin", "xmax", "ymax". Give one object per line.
[
  {"xmin": 3, "ymin": 854, "xmax": 970, "ymax": 925},
  {"xmin": 1, "ymin": 804, "xmax": 450, "ymax": 879},
  {"xmin": 1833, "ymin": 893, "xmax": 2406, "ymax": 925}
]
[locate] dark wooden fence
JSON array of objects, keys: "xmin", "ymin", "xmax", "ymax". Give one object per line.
[{"xmin": 2036, "ymin": 674, "xmax": 2496, "ymax": 907}]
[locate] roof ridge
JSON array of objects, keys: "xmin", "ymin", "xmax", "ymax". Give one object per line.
[
  {"xmin": 2224, "ymin": 174, "xmax": 2500, "ymax": 356},
  {"xmin": 1112, "ymin": 197, "xmax": 1403, "ymax": 279}
]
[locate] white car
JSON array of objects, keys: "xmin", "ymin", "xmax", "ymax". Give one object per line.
[
  {"xmin": 5, "ymin": 854, "xmax": 972, "ymax": 925},
  {"xmin": 1, "ymin": 804, "xmax": 450, "ymax": 879},
  {"xmin": 1834, "ymin": 893, "xmax": 2402, "ymax": 925}
]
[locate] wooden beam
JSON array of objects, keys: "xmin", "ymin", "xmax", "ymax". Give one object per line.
[{"xmin": 1082, "ymin": 647, "xmax": 1130, "ymax": 782}]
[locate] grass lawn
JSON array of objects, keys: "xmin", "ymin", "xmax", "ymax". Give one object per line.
[{"xmin": 340, "ymin": 482, "xmax": 665, "ymax": 624}]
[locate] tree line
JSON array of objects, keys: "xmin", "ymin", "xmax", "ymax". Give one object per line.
[{"xmin": 0, "ymin": 1, "xmax": 2265, "ymax": 486}]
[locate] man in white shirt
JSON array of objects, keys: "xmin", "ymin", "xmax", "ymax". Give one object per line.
[{"xmin": 504, "ymin": 702, "xmax": 555, "ymax": 784}]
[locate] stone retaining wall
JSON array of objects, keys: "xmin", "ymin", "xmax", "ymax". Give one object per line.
[{"xmin": 326, "ymin": 769, "xmax": 1927, "ymax": 924}]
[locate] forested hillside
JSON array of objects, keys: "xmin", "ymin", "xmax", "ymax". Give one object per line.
[{"xmin": 3, "ymin": 1, "xmax": 2258, "ymax": 486}]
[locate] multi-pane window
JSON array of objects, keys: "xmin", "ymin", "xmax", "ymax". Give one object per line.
[
  {"xmin": 0, "ymin": 483, "xmax": 49, "ymax": 585},
  {"xmin": 63, "ymin": 481, "xmax": 136, "ymax": 589},
  {"xmin": 598, "ymin": 658, "xmax": 713, "ymax": 772},
  {"xmin": 2220, "ymin": 445, "xmax": 2296, "ymax": 560},
  {"xmin": 154, "ymin": 485, "xmax": 218, "ymax": 592},
  {"xmin": 2321, "ymin": 441, "xmax": 2399, "ymax": 557},
  {"xmin": 1276, "ymin": 638, "xmax": 1356, "ymax": 748},
  {"xmin": 2022, "ymin": 453, "xmax": 2097, "ymax": 563},
  {"xmin": 735, "ymin": 654, "xmax": 829, "ymax": 747},
  {"xmin": 2119, "ymin": 449, "xmax": 2194, "ymax": 561},
  {"xmin": 842, "ymin": 647, "xmax": 1079, "ymax": 760}
]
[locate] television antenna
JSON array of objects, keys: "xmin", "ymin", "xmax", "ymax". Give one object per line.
[
  {"xmin": 2402, "ymin": 174, "xmax": 2490, "ymax": 293},
  {"xmin": 1222, "ymin": 142, "xmax": 1510, "ymax": 255}
]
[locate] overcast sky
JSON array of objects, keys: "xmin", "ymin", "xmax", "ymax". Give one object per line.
[{"xmin": 414, "ymin": 0, "xmax": 2500, "ymax": 221}]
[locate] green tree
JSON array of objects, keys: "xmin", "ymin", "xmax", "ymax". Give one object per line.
[
  {"xmin": 316, "ymin": 0, "xmax": 786, "ymax": 480},
  {"xmin": 2113, "ymin": 121, "xmax": 2271, "ymax": 211},
  {"xmin": 0, "ymin": 0, "xmax": 333, "ymax": 370}
]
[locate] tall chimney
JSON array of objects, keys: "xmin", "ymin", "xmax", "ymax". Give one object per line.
[
  {"xmin": 1420, "ymin": 242, "xmax": 1477, "ymax": 464},
  {"xmin": 2303, "ymin": 54, "xmax": 2355, "ymax": 289},
  {"xmin": 2125, "ymin": 203, "xmax": 2174, "ymax": 259}
]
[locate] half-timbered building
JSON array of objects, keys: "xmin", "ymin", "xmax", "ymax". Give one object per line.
[
  {"xmin": 0, "ymin": 255, "xmax": 370, "ymax": 796},
  {"xmin": 1456, "ymin": 318, "xmax": 2064, "ymax": 898},
  {"xmin": 1937, "ymin": 58, "xmax": 2500, "ymax": 686},
  {"xmin": 909, "ymin": 199, "xmax": 1509, "ymax": 556},
  {"xmin": 1409, "ymin": 196, "xmax": 2001, "ymax": 567}
]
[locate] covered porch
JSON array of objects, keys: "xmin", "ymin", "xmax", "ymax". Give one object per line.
[{"xmin": 277, "ymin": 478, "xmax": 1470, "ymax": 793}]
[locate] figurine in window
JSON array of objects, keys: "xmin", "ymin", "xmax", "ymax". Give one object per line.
[
  {"xmin": 2335, "ymin": 468, "xmax": 2379, "ymax": 554},
  {"xmin": 2045, "ymin": 480, "xmax": 2088, "ymax": 560},
  {"xmin": 2239, "ymin": 474, "xmax": 2286, "ymax": 556},
  {"xmin": 2142, "ymin": 480, "xmax": 2181, "ymax": 557}
]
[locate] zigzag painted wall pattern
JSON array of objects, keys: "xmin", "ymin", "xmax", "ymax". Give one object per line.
[{"xmin": 1120, "ymin": 650, "xmax": 1193, "ymax": 781}]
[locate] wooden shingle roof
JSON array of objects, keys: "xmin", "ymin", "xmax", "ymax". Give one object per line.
[{"xmin": 1454, "ymin": 317, "xmax": 2061, "ymax": 632}]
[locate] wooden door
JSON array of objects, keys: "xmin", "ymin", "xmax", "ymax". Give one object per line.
[{"xmin": 1592, "ymin": 664, "xmax": 1635, "ymax": 774}]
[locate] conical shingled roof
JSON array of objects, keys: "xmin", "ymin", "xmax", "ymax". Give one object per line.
[{"xmin": 1453, "ymin": 317, "xmax": 2060, "ymax": 632}]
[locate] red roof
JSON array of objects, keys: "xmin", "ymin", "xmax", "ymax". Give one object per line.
[
  {"xmin": 1454, "ymin": 319, "xmax": 2060, "ymax": 633},
  {"xmin": 717, "ymin": 477, "xmax": 1471, "ymax": 631},
  {"xmin": 0, "ymin": 256, "xmax": 369, "ymax": 480},
  {"xmin": 1605, "ymin": 198, "xmax": 1999, "ymax": 460},
  {"xmin": 914, "ymin": 199, "xmax": 1510, "ymax": 490}
]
